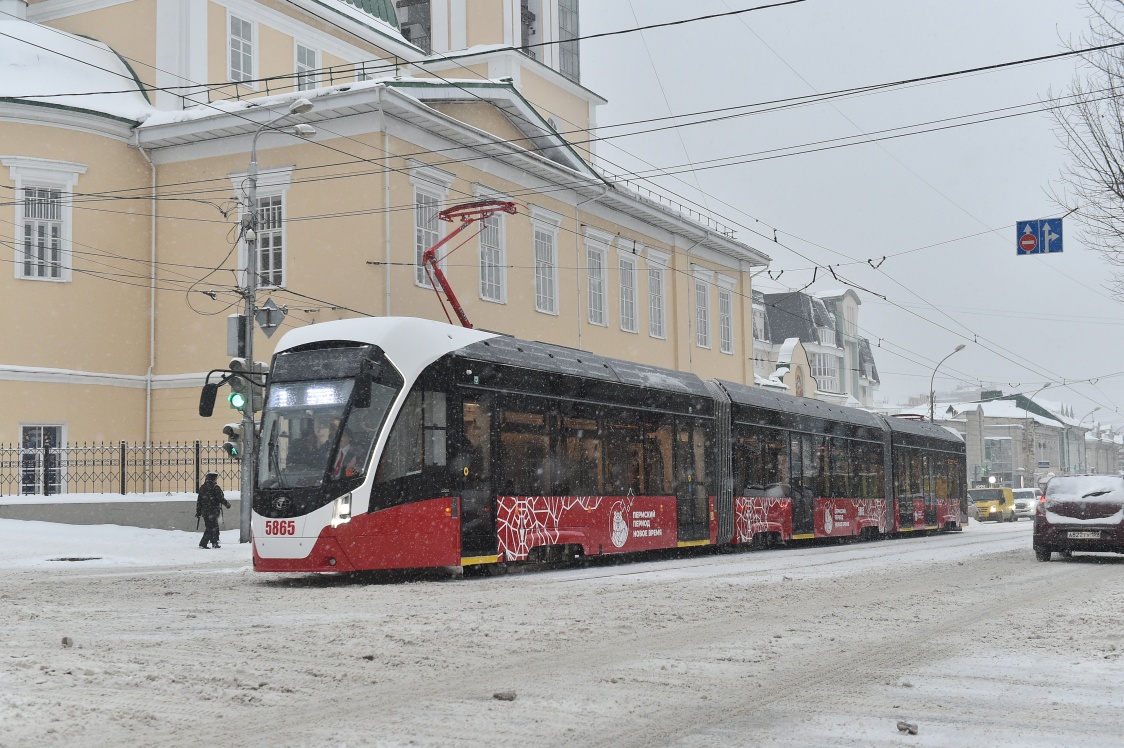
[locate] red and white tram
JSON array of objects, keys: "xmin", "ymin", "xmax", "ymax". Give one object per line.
[{"xmin": 249, "ymin": 317, "xmax": 966, "ymax": 573}]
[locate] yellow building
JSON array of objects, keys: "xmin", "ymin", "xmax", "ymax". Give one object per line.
[{"xmin": 0, "ymin": 0, "xmax": 768, "ymax": 476}]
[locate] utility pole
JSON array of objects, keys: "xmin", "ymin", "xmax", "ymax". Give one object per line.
[{"xmin": 237, "ymin": 98, "xmax": 315, "ymax": 543}]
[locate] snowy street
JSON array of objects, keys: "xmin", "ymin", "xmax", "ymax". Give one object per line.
[{"xmin": 2, "ymin": 519, "xmax": 1122, "ymax": 747}]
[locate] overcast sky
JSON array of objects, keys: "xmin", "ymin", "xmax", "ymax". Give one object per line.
[{"xmin": 579, "ymin": 0, "xmax": 1121, "ymax": 426}]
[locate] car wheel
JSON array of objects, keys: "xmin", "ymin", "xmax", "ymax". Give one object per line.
[{"xmin": 1035, "ymin": 547, "xmax": 1051, "ymax": 562}]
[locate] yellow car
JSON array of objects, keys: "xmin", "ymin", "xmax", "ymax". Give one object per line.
[{"xmin": 969, "ymin": 487, "xmax": 1016, "ymax": 522}]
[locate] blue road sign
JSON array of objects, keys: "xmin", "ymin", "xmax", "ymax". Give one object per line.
[{"xmin": 1016, "ymin": 218, "xmax": 1063, "ymax": 255}]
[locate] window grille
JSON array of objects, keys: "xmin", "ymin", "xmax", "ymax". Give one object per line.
[
  {"xmin": 559, "ymin": 0, "xmax": 580, "ymax": 83},
  {"xmin": 619, "ymin": 255, "xmax": 637, "ymax": 332},
  {"xmin": 20, "ymin": 187, "xmax": 63, "ymax": 279},
  {"xmin": 479, "ymin": 211, "xmax": 504, "ymax": 302},
  {"xmin": 648, "ymin": 266, "xmax": 665, "ymax": 338},
  {"xmin": 695, "ymin": 279, "xmax": 710, "ymax": 348},
  {"xmin": 230, "ymin": 15, "xmax": 253, "ymax": 83},
  {"xmin": 587, "ymin": 245, "xmax": 605, "ymax": 325},
  {"xmin": 534, "ymin": 226, "xmax": 557, "ymax": 314},
  {"xmin": 414, "ymin": 189, "xmax": 441, "ymax": 286},
  {"xmin": 719, "ymin": 288, "xmax": 733, "ymax": 353},
  {"xmin": 255, "ymin": 194, "xmax": 284, "ymax": 288}
]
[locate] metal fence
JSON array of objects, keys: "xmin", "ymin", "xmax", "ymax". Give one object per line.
[{"xmin": 0, "ymin": 441, "xmax": 240, "ymax": 498}]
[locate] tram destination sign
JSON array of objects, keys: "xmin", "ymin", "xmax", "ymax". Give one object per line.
[{"xmin": 1016, "ymin": 218, "xmax": 1063, "ymax": 255}]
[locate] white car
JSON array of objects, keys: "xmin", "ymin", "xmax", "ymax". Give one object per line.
[{"xmin": 1012, "ymin": 488, "xmax": 1040, "ymax": 520}]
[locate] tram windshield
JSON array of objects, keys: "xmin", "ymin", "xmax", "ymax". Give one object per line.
[{"xmin": 257, "ymin": 347, "xmax": 402, "ymax": 490}]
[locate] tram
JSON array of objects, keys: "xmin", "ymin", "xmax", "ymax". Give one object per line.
[{"xmin": 249, "ymin": 317, "xmax": 967, "ymax": 573}]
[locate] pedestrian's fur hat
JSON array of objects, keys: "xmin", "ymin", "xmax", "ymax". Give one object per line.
[{"xmin": 205, "ymin": 471, "xmax": 219, "ymax": 478}]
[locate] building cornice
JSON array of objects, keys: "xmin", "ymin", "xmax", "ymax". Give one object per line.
[
  {"xmin": 0, "ymin": 366, "xmax": 208, "ymax": 389},
  {"xmin": 0, "ymin": 101, "xmax": 137, "ymax": 140}
]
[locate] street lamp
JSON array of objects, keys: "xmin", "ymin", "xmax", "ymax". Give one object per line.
[
  {"xmin": 237, "ymin": 97, "xmax": 315, "ymax": 543},
  {"xmin": 929, "ymin": 343, "xmax": 966, "ymax": 422},
  {"xmin": 1023, "ymin": 383, "xmax": 1051, "ymax": 488}
]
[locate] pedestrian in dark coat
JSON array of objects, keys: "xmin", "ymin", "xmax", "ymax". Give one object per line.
[{"xmin": 196, "ymin": 472, "xmax": 230, "ymax": 549}]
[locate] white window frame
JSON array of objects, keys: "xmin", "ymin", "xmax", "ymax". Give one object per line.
[
  {"xmin": 584, "ymin": 228, "xmax": 610, "ymax": 327},
  {"xmin": 409, "ymin": 161, "xmax": 455, "ymax": 288},
  {"xmin": 693, "ymin": 267, "xmax": 713, "ymax": 349},
  {"xmin": 645, "ymin": 248, "xmax": 669, "ymax": 340},
  {"xmin": 717, "ymin": 275, "xmax": 735, "ymax": 355},
  {"xmin": 229, "ymin": 166, "xmax": 292, "ymax": 290},
  {"xmin": 4, "ymin": 157, "xmax": 86, "ymax": 283},
  {"xmin": 295, "ymin": 43, "xmax": 319, "ymax": 91},
  {"xmin": 475, "ymin": 186, "xmax": 508, "ymax": 304},
  {"xmin": 228, "ymin": 12, "xmax": 256, "ymax": 87},
  {"xmin": 531, "ymin": 206, "xmax": 562, "ymax": 316},
  {"xmin": 618, "ymin": 248, "xmax": 638, "ymax": 334},
  {"xmin": 811, "ymin": 352, "xmax": 840, "ymax": 393}
]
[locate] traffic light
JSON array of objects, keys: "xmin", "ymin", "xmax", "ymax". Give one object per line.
[
  {"xmin": 228, "ymin": 358, "xmax": 249, "ymax": 412},
  {"xmin": 222, "ymin": 422, "xmax": 243, "ymax": 460},
  {"xmin": 251, "ymin": 360, "xmax": 268, "ymax": 413}
]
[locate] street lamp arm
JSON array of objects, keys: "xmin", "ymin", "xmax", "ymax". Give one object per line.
[{"xmin": 929, "ymin": 343, "xmax": 966, "ymax": 421}]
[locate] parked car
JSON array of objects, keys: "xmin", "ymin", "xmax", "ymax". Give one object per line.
[
  {"xmin": 1034, "ymin": 475, "xmax": 1124, "ymax": 561},
  {"xmin": 1012, "ymin": 488, "xmax": 1040, "ymax": 520},
  {"xmin": 969, "ymin": 487, "xmax": 1016, "ymax": 522}
]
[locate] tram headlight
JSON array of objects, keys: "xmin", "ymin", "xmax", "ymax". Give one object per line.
[{"xmin": 331, "ymin": 492, "xmax": 353, "ymax": 528}]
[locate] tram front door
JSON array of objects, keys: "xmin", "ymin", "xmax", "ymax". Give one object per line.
[{"xmin": 675, "ymin": 421, "xmax": 710, "ymax": 543}]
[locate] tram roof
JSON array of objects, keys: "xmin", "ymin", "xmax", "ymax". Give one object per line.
[
  {"xmin": 884, "ymin": 414, "xmax": 966, "ymax": 445},
  {"xmin": 456, "ymin": 336, "xmax": 714, "ymax": 399},
  {"xmin": 717, "ymin": 379, "xmax": 885, "ymax": 429}
]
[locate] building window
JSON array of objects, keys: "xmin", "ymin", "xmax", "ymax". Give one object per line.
[
  {"xmin": 479, "ymin": 210, "xmax": 505, "ymax": 303},
  {"xmin": 559, "ymin": 0, "xmax": 580, "ymax": 83},
  {"xmin": 254, "ymin": 194, "xmax": 284, "ymax": 288},
  {"xmin": 816, "ymin": 326, "xmax": 836, "ymax": 346},
  {"xmin": 414, "ymin": 189, "xmax": 442, "ymax": 287},
  {"xmin": 296, "ymin": 44, "xmax": 318, "ymax": 91},
  {"xmin": 20, "ymin": 187, "xmax": 64, "ymax": 280},
  {"xmin": 648, "ymin": 265, "xmax": 665, "ymax": 339},
  {"xmin": 534, "ymin": 223, "xmax": 558, "ymax": 314},
  {"xmin": 619, "ymin": 253, "xmax": 637, "ymax": 333},
  {"xmin": 396, "ymin": 0, "xmax": 432, "ymax": 54},
  {"xmin": 719, "ymin": 288, "xmax": 734, "ymax": 354},
  {"xmin": 811, "ymin": 352, "xmax": 839, "ymax": 393},
  {"xmin": 587, "ymin": 243, "xmax": 606, "ymax": 326},
  {"xmin": 21, "ymin": 424, "xmax": 63, "ymax": 495},
  {"xmin": 520, "ymin": 0, "xmax": 538, "ymax": 59},
  {"xmin": 695, "ymin": 278, "xmax": 711, "ymax": 348},
  {"xmin": 229, "ymin": 15, "xmax": 254, "ymax": 84},
  {"xmin": 752, "ymin": 307, "xmax": 766, "ymax": 341}
]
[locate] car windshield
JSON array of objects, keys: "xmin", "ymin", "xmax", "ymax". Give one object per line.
[{"xmin": 1046, "ymin": 477, "xmax": 1124, "ymax": 503}]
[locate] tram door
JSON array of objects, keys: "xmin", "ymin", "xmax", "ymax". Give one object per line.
[
  {"xmin": 790, "ymin": 434, "xmax": 815, "ymax": 535},
  {"xmin": 458, "ymin": 394, "xmax": 496, "ymax": 557},
  {"xmin": 674, "ymin": 420, "xmax": 710, "ymax": 542}
]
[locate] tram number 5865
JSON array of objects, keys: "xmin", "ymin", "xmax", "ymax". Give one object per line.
[{"xmin": 264, "ymin": 520, "xmax": 296, "ymax": 536}]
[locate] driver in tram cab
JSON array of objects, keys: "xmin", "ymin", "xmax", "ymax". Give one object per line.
[
  {"xmin": 287, "ymin": 418, "xmax": 320, "ymax": 471},
  {"xmin": 331, "ymin": 428, "xmax": 360, "ymax": 479}
]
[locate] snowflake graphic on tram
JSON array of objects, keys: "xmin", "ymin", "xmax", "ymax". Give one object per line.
[{"xmin": 245, "ymin": 317, "xmax": 967, "ymax": 574}]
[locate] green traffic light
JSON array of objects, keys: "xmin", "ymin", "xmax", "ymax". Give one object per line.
[{"xmin": 228, "ymin": 391, "xmax": 247, "ymax": 410}]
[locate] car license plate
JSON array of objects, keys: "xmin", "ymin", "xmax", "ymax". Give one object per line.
[{"xmin": 1068, "ymin": 531, "xmax": 1100, "ymax": 540}]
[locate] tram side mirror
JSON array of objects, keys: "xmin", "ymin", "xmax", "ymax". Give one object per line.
[{"xmin": 199, "ymin": 382, "xmax": 219, "ymax": 417}]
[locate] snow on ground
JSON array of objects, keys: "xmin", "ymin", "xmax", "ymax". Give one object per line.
[
  {"xmin": 0, "ymin": 518, "xmax": 246, "ymax": 570},
  {"xmin": 3, "ymin": 518, "xmax": 1124, "ymax": 747}
]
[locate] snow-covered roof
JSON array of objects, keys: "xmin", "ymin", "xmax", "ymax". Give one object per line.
[
  {"xmin": 896, "ymin": 400, "xmax": 1069, "ymax": 428},
  {"xmin": 0, "ymin": 20, "xmax": 154, "ymax": 123}
]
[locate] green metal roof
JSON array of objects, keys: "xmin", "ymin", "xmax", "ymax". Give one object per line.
[{"xmin": 343, "ymin": 0, "xmax": 400, "ymax": 28}]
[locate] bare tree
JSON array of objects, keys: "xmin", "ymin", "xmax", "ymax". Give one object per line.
[{"xmin": 1051, "ymin": 1, "xmax": 1124, "ymax": 294}]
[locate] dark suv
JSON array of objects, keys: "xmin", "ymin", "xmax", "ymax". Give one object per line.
[{"xmin": 1034, "ymin": 475, "xmax": 1124, "ymax": 561}]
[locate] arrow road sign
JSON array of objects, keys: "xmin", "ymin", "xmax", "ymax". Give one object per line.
[
  {"xmin": 1016, "ymin": 218, "xmax": 1063, "ymax": 255},
  {"xmin": 255, "ymin": 298, "xmax": 287, "ymax": 338}
]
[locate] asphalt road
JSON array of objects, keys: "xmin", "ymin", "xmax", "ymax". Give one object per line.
[{"xmin": 3, "ymin": 519, "xmax": 1122, "ymax": 747}]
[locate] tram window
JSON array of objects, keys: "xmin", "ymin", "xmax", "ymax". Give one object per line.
[
  {"xmin": 643, "ymin": 423, "xmax": 673, "ymax": 495},
  {"xmin": 734, "ymin": 432, "xmax": 764, "ymax": 493},
  {"xmin": 909, "ymin": 451, "xmax": 923, "ymax": 495},
  {"xmin": 603, "ymin": 408, "xmax": 643, "ymax": 495},
  {"xmin": 830, "ymin": 437, "xmax": 850, "ymax": 498},
  {"xmin": 498, "ymin": 407, "xmax": 551, "ymax": 496},
  {"xmin": 559, "ymin": 416, "xmax": 601, "ymax": 495},
  {"xmin": 375, "ymin": 389, "xmax": 447, "ymax": 484},
  {"xmin": 762, "ymin": 429, "xmax": 789, "ymax": 491},
  {"xmin": 790, "ymin": 435, "xmax": 804, "ymax": 495}
]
